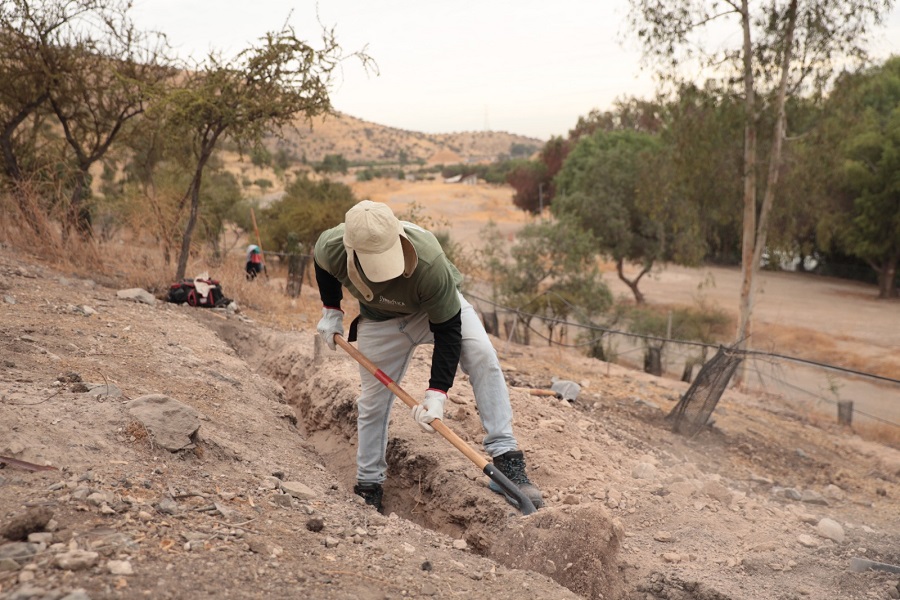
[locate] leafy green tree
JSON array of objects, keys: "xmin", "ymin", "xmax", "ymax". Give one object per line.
[
  {"xmin": 316, "ymin": 153, "xmax": 348, "ymax": 174},
  {"xmin": 260, "ymin": 175, "xmax": 356, "ymax": 252},
  {"xmin": 499, "ymin": 219, "xmax": 612, "ymax": 345},
  {"xmin": 273, "ymin": 147, "xmax": 292, "ymax": 171},
  {"xmin": 825, "ymin": 58, "xmax": 900, "ymax": 297},
  {"xmin": 197, "ymin": 169, "xmax": 242, "ymax": 258},
  {"xmin": 509, "ymin": 142, "xmax": 539, "ymax": 158},
  {"xmin": 553, "ymin": 129, "xmax": 703, "ymax": 303},
  {"xmin": 159, "ymin": 25, "xmax": 372, "ymax": 280},
  {"xmin": 628, "ymin": 0, "xmax": 894, "ymax": 348},
  {"xmin": 250, "ymin": 145, "xmax": 272, "ymax": 167},
  {"xmin": 659, "ymin": 84, "xmax": 745, "ymax": 264},
  {"xmin": 505, "ymin": 159, "xmax": 547, "ymax": 214}
]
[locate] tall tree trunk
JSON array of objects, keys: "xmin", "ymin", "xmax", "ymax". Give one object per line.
[
  {"xmin": 175, "ymin": 140, "xmax": 217, "ymax": 280},
  {"xmin": 176, "ymin": 171, "xmax": 204, "ymax": 281},
  {"xmin": 67, "ymin": 169, "xmax": 94, "ymax": 240},
  {"xmin": 2, "ymin": 94, "xmax": 51, "ymax": 236},
  {"xmin": 737, "ymin": 0, "xmax": 758, "ymax": 348},
  {"xmin": 736, "ymin": 0, "xmax": 797, "ymax": 384},
  {"xmin": 876, "ymin": 253, "xmax": 899, "ymax": 298},
  {"xmin": 752, "ymin": 0, "xmax": 797, "ymax": 282}
]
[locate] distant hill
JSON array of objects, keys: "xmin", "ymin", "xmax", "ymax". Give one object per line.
[{"xmin": 266, "ymin": 112, "xmax": 543, "ymax": 166}]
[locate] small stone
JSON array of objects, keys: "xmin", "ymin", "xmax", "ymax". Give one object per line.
[
  {"xmin": 797, "ymin": 534, "xmax": 818, "ymax": 548},
  {"xmin": 816, "ymin": 518, "xmax": 845, "ymax": 543},
  {"xmin": 452, "ymin": 539, "xmax": 467, "ymax": 550},
  {"xmin": 107, "ymin": 560, "xmax": 133, "ymax": 575},
  {"xmin": 324, "ymin": 537, "xmax": 339, "ymax": 548},
  {"xmin": 18, "ymin": 569, "xmax": 35, "ymax": 583},
  {"xmin": 783, "ymin": 488, "xmax": 802, "ymax": 501},
  {"xmin": 306, "ymin": 517, "xmax": 324, "ymax": 533},
  {"xmin": 280, "ymin": 481, "xmax": 318, "ymax": 500},
  {"xmin": 55, "ymin": 550, "xmax": 99, "ymax": 570},
  {"xmin": 654, "ymin": 531, "xmax": 675, "ymax": 543},
  {"xmin": 662, "ymin": 552, "xmax": 681, "ymax": 563},
  {"xmin": 26, "ymin": 532, "xmax": 53, "ymax": 544},
  {"xmin": 0, "ymin": 558, "xmax": 21, "ymax": 571},
  {"xmin": 632, "ymin": 462, "xmax": 657, "ymax": 480},
  {"xmin": 272, "ymin": 493, "xmax": 293, "ymax": 508},
  {"xmin": 823, "ymin": 484, "xmax": 845, "ymax": 501},
  {"xmin": 800, "ymin": 490, "xmax": 828, "ymax": 505}
]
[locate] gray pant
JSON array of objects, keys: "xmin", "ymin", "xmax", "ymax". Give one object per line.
[{"xmin": 355, "ymin": 294, "xmax": 517, "ymax": 484}]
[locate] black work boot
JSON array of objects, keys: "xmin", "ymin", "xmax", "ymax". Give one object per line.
[
  {"xmin": 489, "ymin": 450, "xmax": 544, "ymax": 509},
  {"xmin": 353, "ymin": 482, "xmax": 384, "ymax": 512}
]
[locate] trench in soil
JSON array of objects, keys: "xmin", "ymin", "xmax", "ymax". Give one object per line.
[{"xmin": 211, "ymin": 319, "xmax": 733, "ymax": 600}]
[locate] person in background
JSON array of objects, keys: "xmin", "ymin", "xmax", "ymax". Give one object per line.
[
  {"xmin": 246, "ymin": 244, "xmax": 263, "ymax": 280},
  {"xmin": 313, "ymin": 200, "xmax": 543, "ymax": 513}
]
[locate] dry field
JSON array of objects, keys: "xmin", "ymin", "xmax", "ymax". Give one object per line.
[{"xmin": 350, "ymin": 178, "xmax": 900, "ymax": 431}]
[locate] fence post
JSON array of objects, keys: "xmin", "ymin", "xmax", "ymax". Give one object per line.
[
  {"xmin": 286, "ymin": 253, "xmax": 305, "ymax": 298},
  {"xmin": 837, "ymin": 400, "xmax": 853, "ymax": 427},
  {"xmin": 644, "ymin": 347, "xmax": 662, "ymax": 376}
]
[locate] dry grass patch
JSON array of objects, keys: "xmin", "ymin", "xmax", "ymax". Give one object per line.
[{"xmin": 756, "ymin": 322, "xmax": 900, "ymax": 380}]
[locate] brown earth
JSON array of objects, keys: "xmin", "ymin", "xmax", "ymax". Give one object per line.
[{"xmin": 2, "ymin": 182, "xmax": 900, "ymax": 600}]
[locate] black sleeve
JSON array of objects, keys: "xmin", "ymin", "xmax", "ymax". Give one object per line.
[
  {"xmin": 428, "ymin": 310, "xmax": 462, "ymax": 392},
  {"xmin": 315, "ymin": 260, "xmax": 343, "ymax": 309}
]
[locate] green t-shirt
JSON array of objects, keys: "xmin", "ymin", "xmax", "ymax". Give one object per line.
[{"xmin": 314, "ymin": 222, "xmax": 463, "ymax": 323}]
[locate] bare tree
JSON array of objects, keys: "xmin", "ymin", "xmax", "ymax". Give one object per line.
[
  {"xmin": 159, "ymin": 24, "xmax": 374, "ymax": 281},
  {"xmin": 0, "ymin": 0, "xmax": 170, "ymax": 238}
]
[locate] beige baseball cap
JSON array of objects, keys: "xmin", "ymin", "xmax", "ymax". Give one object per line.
[{"xmin": 344, "ymin": 201, "xmax": 417, "ymax": 287}]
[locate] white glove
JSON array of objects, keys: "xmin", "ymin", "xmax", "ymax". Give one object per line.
[
  {"xmin": 316, "ymin": 307, "xmax": 344, "ymax": 351},
  {"xmin": 412, "ymin": 389, "xmax": 446, "ymax": 433}
]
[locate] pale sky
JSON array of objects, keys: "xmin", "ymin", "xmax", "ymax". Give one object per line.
[{"xmin": 132, "ymin": 1, "xmax": 900, "ymax": 141}]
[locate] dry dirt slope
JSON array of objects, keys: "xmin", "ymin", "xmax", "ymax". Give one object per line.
[
  {"xmin": 267, "ymin": 112, "xmax": 543, "ymax": 165},
  {"xmin": 1, "ymin": 245, "xmax": 900, "ymax": 600}
]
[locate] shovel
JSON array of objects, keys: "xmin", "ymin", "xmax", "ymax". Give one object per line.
[{"xmin": 333, "ymin": 335, "xmax": 537, "ymax": 516}]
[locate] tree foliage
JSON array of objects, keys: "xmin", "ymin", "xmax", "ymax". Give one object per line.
[
  {"xmin": 627, "ymin": 0, "xmax": 895, "ymax": 356},
  {"xmin": 0, "ymin": 0, "xmax": 166, "ymax": 238},
  {"xmin": 259, "ymin": 175, "xmax": 357, "ymax": 253},
  {"xmin": 498, "ymin": 218, "xmax": 612, "ymax": 345},
  {"xmin": 505, "ymin": 159, "xmax": 547, "ymax": 214},
  {"xmin": 159, "ymin": 24, "xmax": 372, "ymax": 280},
  {"xmin": 553, "ymin": 129, "xmax": 703, "ymax": 303},
  {"xmin": 822, "ymin": 57, "xmax": 900, "ymax": 297}
]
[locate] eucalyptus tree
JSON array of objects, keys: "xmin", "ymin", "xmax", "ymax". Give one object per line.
[
  {"xmin": 627, "ymin": 0, "xmax": 894, "ymax": 346},
  {"xmin": 159, "ymin": 25, "xmax": 374, "ymax": 280}
]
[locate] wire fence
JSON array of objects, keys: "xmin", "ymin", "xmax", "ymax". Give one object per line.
[
  {"xmin": 269, "ymin": 247, "xmax": 899, "ymax": 431},
  {"xmin": 464, "ymin": 291, "xmax": 900, "ymax": 431}
]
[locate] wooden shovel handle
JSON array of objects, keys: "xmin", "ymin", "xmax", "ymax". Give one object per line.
[
  {"xmin": 334, "ymin": 335, "xmax": 488, "ymax": 469},
  {"xmin": 333, "ymin": 334, "xmax": 537, "ymax": 515}
]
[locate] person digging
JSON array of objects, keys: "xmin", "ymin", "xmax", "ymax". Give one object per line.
[{"xmin": 314, "ymin": 200, "xmax": 543, "ymax": 513}]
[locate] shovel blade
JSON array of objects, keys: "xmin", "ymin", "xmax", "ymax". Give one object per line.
[{"xmin": 483, "ymin": 464, "xmax": 537, "ymax": 515}]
